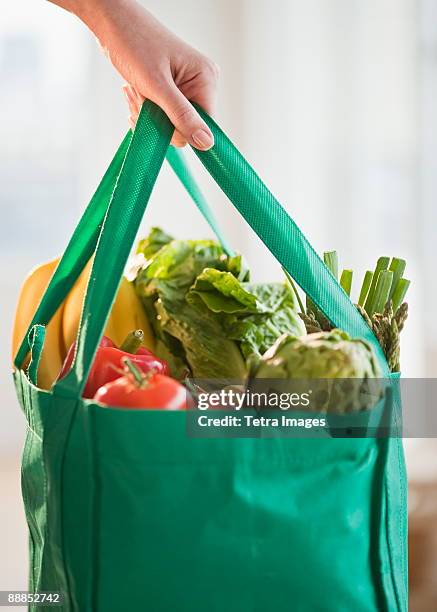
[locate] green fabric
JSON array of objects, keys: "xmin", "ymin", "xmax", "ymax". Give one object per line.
[
  {"xmin": 14, "ymin": 139, "xmax": 229, "ymax": 374},
  {"xmin": 166, "ymin": 146, "xmax": 234, "ymax": 256},
  {"xmin": 14, "ymin": 132, "xmax": 132, "ymax": 371},
  {"xmin": 14, "ymin": 100, "xmax": 407, "ymax": 611},
  {"xmin": 26, "ymin": 325, "xmax": 46, "ymax": 386},
  {"xmin": 192, "ymin": 104, "xmax": 390, "ymax": 373}
]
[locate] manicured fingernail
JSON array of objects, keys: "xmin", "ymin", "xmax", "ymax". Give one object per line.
[{"xmin": 192, "ymin": 129, "xmax": 214, "ymax": 150}]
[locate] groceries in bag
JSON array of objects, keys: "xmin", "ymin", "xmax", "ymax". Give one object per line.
[{"xmin": 13, "ymin": 227, "xmax": 410, "ymax": 411}]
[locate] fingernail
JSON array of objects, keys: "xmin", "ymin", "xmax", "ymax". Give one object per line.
[{"xmin": 192, "ymin": 129, "xmax": 214, "ymax": 150}]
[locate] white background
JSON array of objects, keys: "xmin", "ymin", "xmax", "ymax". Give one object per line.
[{"xmin": 1, "ymin": 0, "xmax": 436, "ymax": 597}]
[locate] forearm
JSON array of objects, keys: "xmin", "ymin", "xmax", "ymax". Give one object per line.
[
  {"xmin": 49, "ymin": 0, "xmax": 141, "ymax": 41},
  {"xmin": 48, "ymin": 0, "xmax": 175, "ymax": 81},
  {"xmin": 47, "ymin": 0, "xmax": 218, "ymax": 150},
  {"xmin": 48, "ymin": 0, "xmax": 111, "ymax": 22}
]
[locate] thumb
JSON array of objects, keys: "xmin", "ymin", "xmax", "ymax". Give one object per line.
[{"xmin": 156, "ymin": 81, "xmax": 214, "ymax": 151}]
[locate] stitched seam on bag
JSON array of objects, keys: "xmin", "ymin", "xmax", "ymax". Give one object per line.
[
  {"xmin": 370, "ymin": 438, "xmax": 390, "ymax": 612},
  {"xmin": 31, "ymin": 391, "xmax": 47, "ymax": 594},
  {"xmin": 22, "ymin": 426, "xmax": 36, "ymax": 591},
  {"xmin": 385, "ymin": 475, "xmax": 401, "ymax": 611},
  {"xmin": 26, "ymin": 424, "xmax": 43, "ymax": 443},
  {"xmin": 396, "ymin": 437, "xmax": 408, "ymax": 606},
  {"xmin": 396, "ymin": 384, "xmax": 408, "ymax": 604},
  {"xmin": 27, "ymin": 387, "xmax": 43, "ymax": 591},
  {"xmin": 393, "ymin": 387, "xmax": 407, "ymax": 601},
  {"xmin": 383, "ymin": 441, "xmax": 405, "ymax": 612},
  {"xmin": 90, "ymin": 405, "xmax": 101, "ymax": 612},
  {"xmin": 387, "ymin": 384, "xmax": 407, "ymax": 610},
  {"xmin": 58, "ymin": 398, "xmax": 81, "ymax": 612},
  {"xmin": 40, "ymin": 414, "xmax": 51, "ymax": 597}
]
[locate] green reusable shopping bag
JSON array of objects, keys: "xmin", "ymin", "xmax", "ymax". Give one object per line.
[{"xmin": 14, "ymin": 101, "xmax": 407, "ymax": 612}]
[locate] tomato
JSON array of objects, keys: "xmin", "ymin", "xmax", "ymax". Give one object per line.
[{"xmin": 94, "ymin": 371, "xmax": 188, "ymax": 410}]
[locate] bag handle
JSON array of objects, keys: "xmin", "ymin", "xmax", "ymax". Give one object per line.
[
  {"xmin": 190, "ymin": 105, "xmax": 389, "ymax": 375},
  {"xmin": 14, "ymin": 136, "xmax": 230, "ymax": 372},
  {"xmin": 166, "ymin": 147, "xmax": 234, "ymax": 256},
  {"xmin": 13, "ymin": 132, "xmax": 132, "ymax": 371},
  {"xmin": 53, "ymin": 101, "xmax": 173, "ymax": 398},
  {"xmin": 21, "ymin": 98, "xmax": 388, "ymax": 397}
]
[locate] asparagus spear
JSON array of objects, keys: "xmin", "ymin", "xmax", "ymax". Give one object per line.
[
  {"xmin": 296, "ymin": 248, "xmax": 410, "ymax": 373},
  {"xmin": 358, "ymin": 271, "xmax": 373, "ymax": 307},
  {"xmin": 368, "ymin": 270, "xmax": 393, "ymax": 317},
  {"xmin": 364, "ymin": 256, "xmax": 390, "ymax": 315},
  {"xmin": 392, "ymin": 278, "xmax": 410, "ymax": 313},
  {"xmin": 340, "ymin": 269, "xmax": 353, "ymax": 296},
  {"xmin": 324, "ymin": 251, "xmax": 339, "ymax": 280},
  {"xmin": 388, "ymin": 258, "xmax": 406, "ymax": 301}
]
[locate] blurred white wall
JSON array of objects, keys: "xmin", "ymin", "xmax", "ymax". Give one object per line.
[{"xmin": 0, "ymin": 0, "xmax": 436, "ymax": 592}]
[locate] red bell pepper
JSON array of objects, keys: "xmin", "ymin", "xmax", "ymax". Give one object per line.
[
  {"xmin": 57, "ymin": 330, "xmax": 169, "ymax": 399},
  {"xmin": 57, "ymin": 334, "xmax": 115, "ymax": 383},
  {"xmin": 93, "ymin": 358, "xmax": 188, "ymax": 409}
]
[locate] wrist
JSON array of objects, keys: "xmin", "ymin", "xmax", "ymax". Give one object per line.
[{"xmin": 73, "ymin": 0, "xmax": 139, "ymax": 37}]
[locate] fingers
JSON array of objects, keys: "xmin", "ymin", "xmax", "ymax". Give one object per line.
[
  {"xmin": 122, "ymin": 76, "xmax": 216, "ymax": 151},
  {"xmin": 122, "ymin": 85, "xmax": 139, "ymax": 115},
  {"xmin": 155, "ymin": 81, "xmax": 214, "ymax": 151},
  {"xmin": 123, "ymin": 84, "xmax": 186, "ymax": 146},
  {"xmin": 170, "ymin": 133, "xmax": 188, "ymax": 148},
  {"xmin": 123, "ymin": 85, "xmax": 138, "ymax": 131},
  {"xmin": 177, "ymin": 61, "xmax": 219, "ymax": 119},
  {"xmin": 123, "ymin": 84, "xmax": 141, "ymax": 128}
]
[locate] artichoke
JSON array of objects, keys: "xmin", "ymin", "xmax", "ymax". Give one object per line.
[{"xmin": 250, "ymin": 330, "xmax": 383, "ymax": 413}]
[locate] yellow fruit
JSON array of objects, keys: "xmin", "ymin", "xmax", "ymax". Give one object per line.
[
  {"xmin": 62, "ymin": 259, "xmax": 155, "ymax": 353},
  {"xmin": 12, "ymin": 257, "xmax": 65, "ymax": 390}
]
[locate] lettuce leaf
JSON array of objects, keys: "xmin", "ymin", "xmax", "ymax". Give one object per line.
[
  {"xmin": 188, "ymin": 270, "xmax": 305, "ymax": 359},
  {"xmin": 136, "ymin": 227, "xmax": 174, "ymax": 258},
  {"xmin": 134, "ymin": 228, "xmax": 305, "ymax": 380}
]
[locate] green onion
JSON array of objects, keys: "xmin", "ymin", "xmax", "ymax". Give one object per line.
[
  {"xmin": 364, "ymin": 256, "xmax": 390, "ymax": 315},
  {"xmin": 340, "ymin": 269, "xmax": 353, "ymax": 296},
  {"xmin": 368, "ymin": 270, "xmax": 393, "ymax": 316},
  {"xmin": 392, "ymin": 278, "xmax": 410, "ymax": 313},
  {"xmin": 323, "ymin": 251, "xmax": 338, "ymax": 280},
  {"xmin": 388, "ymin": 257, "xmax": 406, "ymax": 301},
  {"xmin": 358, "ymin": 271, "xmax": 373, "ymax": 307}
]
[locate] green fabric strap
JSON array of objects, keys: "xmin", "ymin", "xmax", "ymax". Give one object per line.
[
  {"xmin": 165, "ymin": 147, "xmax": 234, "ymax": 256},
  {"xmin": 14, "ymin": 131, "xmax": 132, "ymax": 370},
  {"xmin": 26, "ymin": 325, "xmax": 46, "ymax": 387},
  {"xmin": 54, "ymin": 102, "xmax": 173, "ymax": 398},
  {"xmin": 191, "ymin": 105, "xmax": 389, "ymax": 376},
  {"xmin": 14, "ymin": 135, "xmax": 231, "ymax": 373},
  {"xmin": 20, "ymin": 98, "xmax": 389, "ymax": 398}
]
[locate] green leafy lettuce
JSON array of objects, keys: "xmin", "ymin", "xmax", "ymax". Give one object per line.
[
  {"xmin": 134, "ymin": 229, "xmax": 305, "ymax": 380},
  {"xmin": 188, "ymin": 269, "xmax": 305, "ymax": 360}
]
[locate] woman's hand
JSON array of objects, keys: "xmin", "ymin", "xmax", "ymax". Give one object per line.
[{"xmin": 51, "ymin": 0, "xmax": 219, "ymax": 149}]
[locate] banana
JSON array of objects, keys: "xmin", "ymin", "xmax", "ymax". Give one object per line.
[
  {"xmin": 62, "ymin": 258, "xmax": 155, "ymax": 354},
  {"xmin": 12, "ymin": 257, "xmax": 65, "ymax": 390},
  {"xmin": 13, "ymin": 256, "xmax": 155, "ymax": 391}
]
